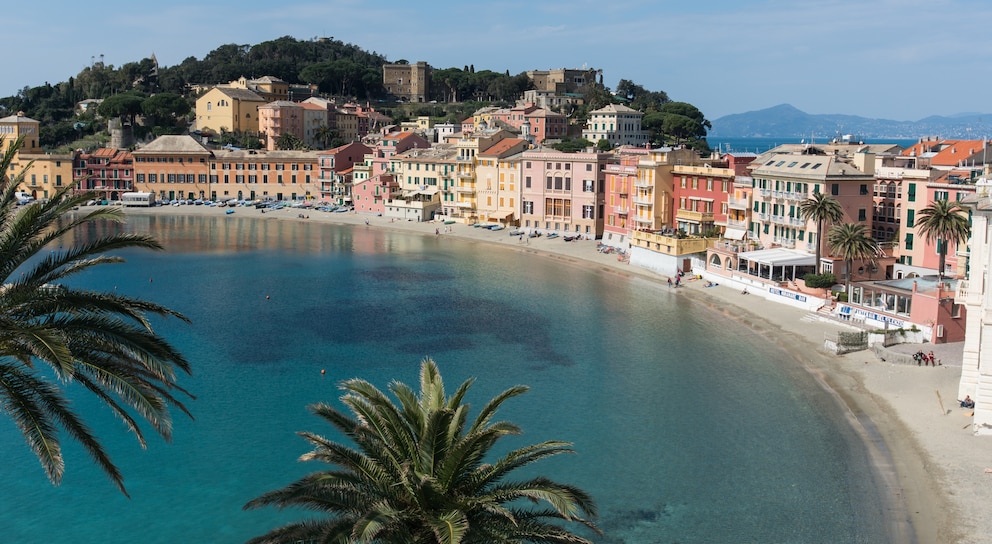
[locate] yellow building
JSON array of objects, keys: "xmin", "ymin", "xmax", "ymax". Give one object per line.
[
  {"xmin": 632, "ymin": 147, "xmax": 698, "ymax": 231},
  {"xmin": 195, "ymin": 87, "xmax": 266, "ymax": 136},
  {"xmin": 0, "ymin": 113, "xmax": 72, "ymax": 201},
  {"xmin": 475, "ymin": 138, "xmax": 529, "ymax": 225}
]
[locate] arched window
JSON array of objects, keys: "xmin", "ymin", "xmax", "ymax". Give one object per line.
[{"xmin": 206, "ymin": 102, "xmax": 212, "ymax": 111}]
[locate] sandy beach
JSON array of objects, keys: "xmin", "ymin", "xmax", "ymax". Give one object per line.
[{"xmin": 120, "ymin": 203, "xmax": 988, "ymax": 543}]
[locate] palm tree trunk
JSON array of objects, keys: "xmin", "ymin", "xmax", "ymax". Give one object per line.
[
  {"xmin": 937, "ymin": 240, "xmax": 946, "ymax": 281},
  {"xmin": 815, "ymin": 219, "xmax": 823, "ymax": 274}
]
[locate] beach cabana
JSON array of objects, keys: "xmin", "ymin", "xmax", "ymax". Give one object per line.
[{"xmin": 737, "ymin": 248, "xmax": 816, "ymax": 282}]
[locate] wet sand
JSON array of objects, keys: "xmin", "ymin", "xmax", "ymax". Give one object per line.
[{"xmin": 121, "ymin": 203, "xmax": 988, "ymax": 543}]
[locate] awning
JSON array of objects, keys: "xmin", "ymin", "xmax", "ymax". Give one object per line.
[
  {"xmin": 723, "ymin": 228, "xmax": 747, "ymax": 240},
  {"xmin": 737, "ymin": 248, "xmax": 816, "ymax": 267}
]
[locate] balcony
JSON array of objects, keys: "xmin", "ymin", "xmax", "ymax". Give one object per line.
[
  {"xmin": 631, "ymin": 230, "xmax": 716, "ymax": 256},
  {"xmin": 726, "ymin": 218, "xmax": 748, "ymax": 229},
  {"xmin": 458, "ymin": 172, "xmax": 475, "ymax": 179},
  {"xmin": 633, "ymin": 196, "xmax": 653, "ymax": 206},
  {"xmin": 633, "ymin": 179, "xmax": 654, "ymax": 189},
  {"xmin": 633, "ymin": 215, "xmax": 654, "ymax": 225},
  {"xmin": 772, "ymin": 236, "xmax": 797, "ymax": 249},
  {"xmin": 454, "ymin": 186, "xmax": 475, "ymax": 195},
  {"xmin": 614, "ymin": 206, "xmax": 628, "ymax": 215},
  {"xmin": 676, "ymin": 209, "xmax": 715, "ymax": 223},
  {"xmin": 727, "ymin": 196, "xmax": 748, "ymax": 209}
]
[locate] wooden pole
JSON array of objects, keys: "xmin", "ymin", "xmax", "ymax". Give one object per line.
[{"xmin": 936, "ymin": 389, "xmax": 946, "ymax": 415}]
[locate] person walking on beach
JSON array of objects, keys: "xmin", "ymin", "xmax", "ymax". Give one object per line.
[{"xmin": 667, "ymin": 277, "xmax": 673, "ymax": 288}]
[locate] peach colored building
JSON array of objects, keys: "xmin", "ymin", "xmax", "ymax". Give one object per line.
[
  {"xmin": 132, "ymin": 135, "xmax": 212, "ymax": 201},
  {"xmin": 602, "ymin": 147, "xmax": 648, "ymax": 247},
  {"xmin": 747, "ymin": 147, "xmax": 877, "ymax": 278},
  {"xmin": 258, "ymin": 101, "xmax": 305, "ymax": 151},
  {"xmin": 208, "ymin": 148, "xmax": 319, "ymax": 203}
]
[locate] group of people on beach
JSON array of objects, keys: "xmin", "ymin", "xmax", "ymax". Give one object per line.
[
  {"xmin": 667, "ymin": 270, "xmax": 684, "ymax": 288},
  {"xmin": 913, "ymin": 350, "xmax": 938, "ymax": 366}
]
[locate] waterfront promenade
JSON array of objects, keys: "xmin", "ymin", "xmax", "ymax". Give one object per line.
[{"xmin": 119, "ymin": 203, "xmax": 987, "ymax": 544}]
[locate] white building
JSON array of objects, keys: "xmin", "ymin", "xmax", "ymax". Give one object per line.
[
  {"xmin": 958, "ymin": 176, "xmax": 992, "ymax": 434},
  {"xmin": 581, "ymin": 104, "xmax": 649, "ymax": 148}
]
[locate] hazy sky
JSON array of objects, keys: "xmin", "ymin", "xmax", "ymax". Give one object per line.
[{"xmin": 6, "ymin": 0, "xmax": 990, "ymax": 121}]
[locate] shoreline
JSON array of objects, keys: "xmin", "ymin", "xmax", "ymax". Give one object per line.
[{"xmin": 120, "ymin": 203, "xmax": 984, "ymax": 543}]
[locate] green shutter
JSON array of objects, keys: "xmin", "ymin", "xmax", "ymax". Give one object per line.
[{"xmin": 906, "ymin": 209, "xmax": 915, "ymax": 227}]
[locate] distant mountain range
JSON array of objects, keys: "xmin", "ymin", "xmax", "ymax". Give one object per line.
[{"xmin": 709, "ymin": 104, "xmax": 992, "ymax": 140}]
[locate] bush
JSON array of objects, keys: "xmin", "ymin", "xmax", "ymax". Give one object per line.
[{"xmin": 803, "ymin": 273, "xmax": 837, "ymax": 289}]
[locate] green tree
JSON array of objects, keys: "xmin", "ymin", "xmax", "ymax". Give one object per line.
[
  {"xmin": 0, "ymin": 136, "xmax": 193, "ymax": 496},
  {"xmin": 799, "ymin": 192, "xmax": 844, "ymax": 273},
  {"xmin": 141, "ymin": 92, "xmax": 191, "ymax": 135},
  {"xmin": 97, "ymin": 91, "xmax": 147, "ymax": 127},
  {"xmin": 597, "ymin": 138, "xmax": 613, "ymax": 152},
  {"xmin": 828, "ymin": 223, "xmax": 883, "ymax": 296},
  {"xmin": 275, "ymin": 132, "xmax": 305, "ymax": 150},
  {"xmin": 916, "ymin": 198, "xmax": 971, "ymax": 281},
  {"xmin": 245, "ymin": 358, "xmax": 599, "ymax": 544}
]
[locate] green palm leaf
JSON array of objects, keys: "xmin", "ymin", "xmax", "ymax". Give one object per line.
[
  {"xmin": 246, "ymin": 357, "xmax": 599, "ymax": 544},
  {"xmin": 0, "ymin": 135, "xmax": 193, "ymax": 495}
]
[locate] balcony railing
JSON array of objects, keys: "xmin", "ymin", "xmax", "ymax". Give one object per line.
[
  {"xmin": 632, "ymin": 196, "xmax": 653, "ymax": 206},
  {"xmin": 727, "ymin": 196, "xmax": 748, "ymax": 209},
  {"xmin": 726, "ymin": 218, "xmax": 748, "ymax": 229},
  {"xmin": 772, "ymin": 236, "xmax": 796, "ymax": 248},
  {"xmin": 676, "ymin": 209, "xmax": 714, "ymax": 223}
]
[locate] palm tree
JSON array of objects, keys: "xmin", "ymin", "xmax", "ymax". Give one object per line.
[
  {"xmin": 828, "ymin": 223, "xmax": 883, "ymax": 297},
  {"xmin": 799, "ymin": 192, "xmax": 844, "ymax": 274},
  {"xmin": 916, "ymin": 198, "xmax": 971, "ymax": 281},
  {"xmin": 244, "ymin": 358, "xmax": 599, "ymax": 544},
  {"xmin": 0, "ymin": 135, "xmax": 193, "ymax": 496}
]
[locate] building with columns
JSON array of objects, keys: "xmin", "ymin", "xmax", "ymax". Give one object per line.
[{"xmin": 957, "ymin": 176, "xmax": 992, "ymax": 434}]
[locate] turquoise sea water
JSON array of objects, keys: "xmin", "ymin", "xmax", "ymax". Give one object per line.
[
  {"xmin": 0, "ymin": 215, "xmax": 892, "ymax": 543},
  {"xmin": 710, "ymin": 136, "xmax": 919, "ymax": 154}
]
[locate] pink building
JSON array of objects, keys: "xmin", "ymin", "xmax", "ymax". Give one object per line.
[
  {"xmin": 491, "ymin": 103, "xmax": 567, "ymax": 144},
  {"xmin": 911, "ymin": 172, "xmax": 977, "ymax": 277},
  {"xmin": 520, "ymin": 148, "xmax": 611, "ymax": 237},
  {"xmin": 352, "ymin": 173, "xmax": 400, "ymax": 214},
  {"xmin": 258, "ymin": 101, "xmax": 304, "ymax": 151}
]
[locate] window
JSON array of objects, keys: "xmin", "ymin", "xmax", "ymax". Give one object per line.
[
  {"xmin": 905, "ymin": 233, "xmax": 914, "ymax": 250},
  {"xmin": 584, "ymin": 179, "xmax": 594, "ymax": 192},
  {"xmin": 906, "ymin": 209, "xmax": 915, "ymax": 228},
  {"xmin": 907, "ymin": 183, "xmax": 916, "ymax": 202},
  {"xmin": 523, "ymin": 201, "xmax": 534, "ymax": 214},
  {"xmin": 860, "ymin": 184, "xmax": 868, "ymax": 195},
  {"xmin": 858, "ymin": 209, "xmax": 866, "ymax": 221},
  {"xmin": 582, "ymin": 205, "xmax": 594, "ymax": 219},
  {"xmin": 526, "ymin": 176, "xmax": 531, "ymax": 188}
]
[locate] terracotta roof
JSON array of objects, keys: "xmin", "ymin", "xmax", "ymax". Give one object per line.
[
  {"xmin": 929, "ymin": 140, "xmax": 990, "ymax": 166},
  {"xmin": 479, "ymin": 138, "xmax": 528, "ymax": 157},
  {"xmin": 93, "ymin": 148, "xmax": 118, "ymax": 158},
  {"xmin": 299, "ymin": 102, "xmax": 325, "ymax": 111}
]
